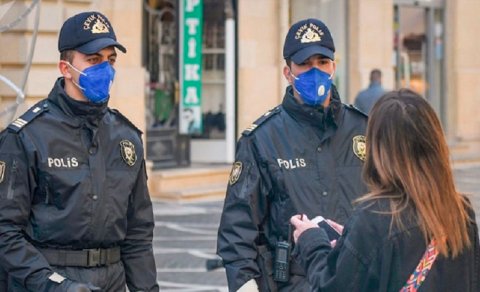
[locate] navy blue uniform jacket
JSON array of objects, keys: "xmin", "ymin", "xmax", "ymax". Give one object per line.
[
  {"xmin": 0, "ymin": 78, "xmax": 158, "ymax": 291},
  {"xmin": 217, "ymin": 86, "xmax": 369, "ymax": 291}
]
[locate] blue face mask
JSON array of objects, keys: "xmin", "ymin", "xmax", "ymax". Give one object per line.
[
  {"xmin": 67, "ymin": 61, "xmax": 115, "ymax": 103},
  {"xmin": 291, "ymin": 67, "xmax": 333, "ymax": 106}
]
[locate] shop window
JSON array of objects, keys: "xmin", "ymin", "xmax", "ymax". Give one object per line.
[{"xmin": 193, "ymin": 0, "xmax": 226, "ymax": 139}]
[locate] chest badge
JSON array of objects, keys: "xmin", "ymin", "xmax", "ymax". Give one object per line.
[
  {"xmin": 229, "ymin": 161, "xmax": 243, "ymax": 185},
  {"xmin": 120, "ymin": 140, "xmax": 137, "ymax": 167},
  {"xmin": 0, "ymin": 161, "xmax": 5, "ymax": 184},
  {"xmin": 352, "ymin": 135, "xmax": 366, "ymax": 162}
]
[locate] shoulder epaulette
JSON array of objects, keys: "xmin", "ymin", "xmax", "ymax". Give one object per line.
[
  {"xmin": 109, "ymin": 108, "xmax": 143, "ymax": 134},
  {"xmin": 7, "ymin": 101, "xmax": 49, "ymax": 133},
  {"xmin": 344, "ymin": 103, "xmax": 368, "ymax": 118},
  {"xmin": 242, "ymin": 106, "xmax": 281, "ymax": 136}
]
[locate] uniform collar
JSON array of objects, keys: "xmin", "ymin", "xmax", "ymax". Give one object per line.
[
  {"xmin": 48, "ymin": 78, "xmax": 108, "ymax": 126},
  {"xmin": 282, "ymin": 84, "xmax": 342, "ymax": 131}
]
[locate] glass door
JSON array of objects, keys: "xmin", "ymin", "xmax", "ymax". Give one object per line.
[
  {"xmin": 190, "ymin": 0, "xmax": 235, "ymax": 163},
  {"xmin": 393, "ymin": 1, "xmax": 445, "ymax": 124}
]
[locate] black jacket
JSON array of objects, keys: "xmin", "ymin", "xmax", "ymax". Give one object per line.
[
  {"xmin": 295, "ymin": 198, "xmax": 480, "ymax": 292},
  {"xmin": 217, "ymin": 86, "xmax": 369, "ymax": 291},
  {"xmin": 0, "ymin": 78, "xmax": 158, "ymax": 291}
]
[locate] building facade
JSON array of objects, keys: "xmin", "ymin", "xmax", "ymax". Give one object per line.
[{"xmin": 1, "ymin": 0, "xmax": 479, "ymax": 169}]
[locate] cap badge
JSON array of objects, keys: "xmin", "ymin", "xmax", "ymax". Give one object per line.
[
  {"xmin": 229, "ymin": 161, "xmax": 243, "ymax": 185},
  {"xmin": 83, "ymin": 14, "xmax": 110, "ymax": 34},
  {"xmin": 0, "ymin": 161, "xmax": 5, "ymax": 184},
  {"xmin": 91, "ymin": 19, "xmax": 109, "ymax": 33},
  {"xmin": 295, "ymin": 23, "xmax": 324, "ymax": 42},
  {"xmin": 301, "ymin": 27, "xmax": 322, "ymax": 43},
  {"xmin": 120, "ymin": 140, "xmax": 137, "ymax": 167},
  {"xmin": 352, "ymin": 135, "xmax": 366, "ymax": 162}
]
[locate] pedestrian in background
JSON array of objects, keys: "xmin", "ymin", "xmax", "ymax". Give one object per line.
[
  {"xmin": 291, "ymin": 89, "xmax": 480, "ymax": 291},
  {"xmin": 354, "ymin": 69, "xmax": 385, "ymax": 114},
  {"xmin": 217, "ymin": 18, "xmax": 368, "ymax": 291},
  {"xmin": 0, "ymin": 11, "xmax": 159, "ymax": 291}
]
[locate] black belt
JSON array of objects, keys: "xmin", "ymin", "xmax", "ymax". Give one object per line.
[{"xmin": 37, "ymin": 247, "xmax": 121, "ymax": 267}]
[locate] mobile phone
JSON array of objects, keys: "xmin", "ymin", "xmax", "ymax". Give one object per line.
[{"xmin": 311, "ymin": 216, "xmax": 341, "ymax": 241}]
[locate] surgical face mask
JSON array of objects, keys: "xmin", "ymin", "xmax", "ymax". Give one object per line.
[
  {"xmin": 290, "ymin": 67, "xmax": 333, "ymax": 106},
  {"xmin": 66, "ymin": 61, "xmax": 115, "ymax": 103}
]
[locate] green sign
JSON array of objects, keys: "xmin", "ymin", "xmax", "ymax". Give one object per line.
[{"xmin": 179, "ymin": 0, "xmax": 203, "ymax": 134}]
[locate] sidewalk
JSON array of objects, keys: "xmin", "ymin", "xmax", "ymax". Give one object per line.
[{"xmin": 452, "ymin": 161, "xmax": 480, "ymax": 225}]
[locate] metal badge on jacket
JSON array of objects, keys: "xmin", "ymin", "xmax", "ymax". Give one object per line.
[
  {"xmin": 0, "ymin": 161, "xmax": 5, "ymax": 183},
  {"xmin": 352, "ymin": 135, "xmax": 366, "ymax": 161},
  {"xmin": 229, "ymin": 161, "xmax": 242, "ymax": 185},
  {"xmin": 120, "ymin": 140, "xmax": 137, "ymax": 166}
]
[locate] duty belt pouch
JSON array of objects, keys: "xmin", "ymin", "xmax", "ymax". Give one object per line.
[{"xmin": 256, "ymin": 245, "xmax": 277, "ymax": 292}]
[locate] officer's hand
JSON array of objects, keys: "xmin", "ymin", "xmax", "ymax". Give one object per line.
[
  {"xmin": 290, "ymin": 214, "xmax": 319, "ymax": 243},
  {"xmin": 46, "ymin": 272, "xmax": 101, "ymax": 292},
  {"xmin": 47, "ymin": 279, "xmax": 101, "ymax": 292},
  {"xmin": 237, "ymin": 278, "xmax": 259, "ymax": 292}
]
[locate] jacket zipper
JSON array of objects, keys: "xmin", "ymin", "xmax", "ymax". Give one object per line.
[
  {"xmin": 6, "ymin": 159, "xmax": 18, "ymax": 199},
  {"xmin": 45, "ymin": 185, "xmax": 50, "ymax": 204}
]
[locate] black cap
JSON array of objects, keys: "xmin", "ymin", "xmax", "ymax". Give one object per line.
[
  {"xmin": 283, "ymin": 18, "xmax": 335, "ymax": 64},
  {"xmin": 58, "ymin": 11, "xmax": 126, "ymax": 54}
]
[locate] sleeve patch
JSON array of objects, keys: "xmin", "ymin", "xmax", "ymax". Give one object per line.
[
  {"xmin": 0, "ymin": 161, "xmax": 5, "ymax": 184},
  {"xmin": 229, "ymin": 161, "xmax": 243, "ymax": 185}
]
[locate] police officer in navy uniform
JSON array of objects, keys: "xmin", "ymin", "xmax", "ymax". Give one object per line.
[
  {"xmin": 0, "ymin": 12, "xmax": 158, "ymax": 291},
  {"xmin": 217, "ymin": 18, "xmax": 369, "ymax": 291}
]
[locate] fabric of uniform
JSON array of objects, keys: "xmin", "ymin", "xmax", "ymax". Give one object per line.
[
  {"xmin": 294, "ymin": 198, "xmax": 480, "ymax": 292},
  {"xmin": 0, "ymin": 78, "xmax": 158, "ymax": 291},
  {"xmin": 217, "ymin": 84, "xmax": 369, "ymax": 291}
]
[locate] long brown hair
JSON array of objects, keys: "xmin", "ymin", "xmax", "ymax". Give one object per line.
[{"xmin": 359, "ymin": 89, "xmax": 472, "ymax": 257}]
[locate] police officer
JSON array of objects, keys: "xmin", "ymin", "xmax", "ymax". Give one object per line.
[
  {"xmin": 217, "ymin": 18, "xmax": 369, "ymax": 291},
  {"xmin": 0, "ymin": 12, "xmax": 159, "ymax": 291}
]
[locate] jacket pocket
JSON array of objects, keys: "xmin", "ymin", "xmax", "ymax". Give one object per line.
[{"xmin": 37, "ymin": 172, "xmax": 51, "ymax": 205}]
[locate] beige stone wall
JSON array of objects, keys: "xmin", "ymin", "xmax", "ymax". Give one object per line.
[
  {"xmin": 237, "ymin": 0, "xmax": 288, "ymax": 134},
  {"xmin": 0, "ymin": 0, "xmax": 64, "ymax": 121},
  {"xmin": 348, "ymin": 0, "xmax": 394, "ymax": 101},
  {"xmin": 446, "ymin": 0, "xmax": 480, "ymax": 142},
  {"xmin": 0, "ymin": 0, "xmax": 146, "ymax": 133}
]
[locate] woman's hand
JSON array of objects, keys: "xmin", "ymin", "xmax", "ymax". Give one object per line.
[
  {"xmin": 325, "ymin": 219, "xmax": 344, "ymax": 234},
  {"xmin": 290, "ymin": 214, "xmax": 319, "ymax": 243},
  {"xmin": 325, "ymin": 219, "xmax": 344, "ymax": 247}
]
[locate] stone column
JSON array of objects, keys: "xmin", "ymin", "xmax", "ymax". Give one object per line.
[
  {"xmin": 347, "ymin": 0, "xmax": 394, "ymax": 104},
  {"xmin": 446, "ymin": 0, "xmax": 480, "ymax": 142},
  {"xmin": 237, "ymin": 0, "xmax": 285, "ymax": 135}
]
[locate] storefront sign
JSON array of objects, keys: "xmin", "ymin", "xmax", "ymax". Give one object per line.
[{"xmin": 179, "ymin": 0, "xmax": 203, "ymax": 134}]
